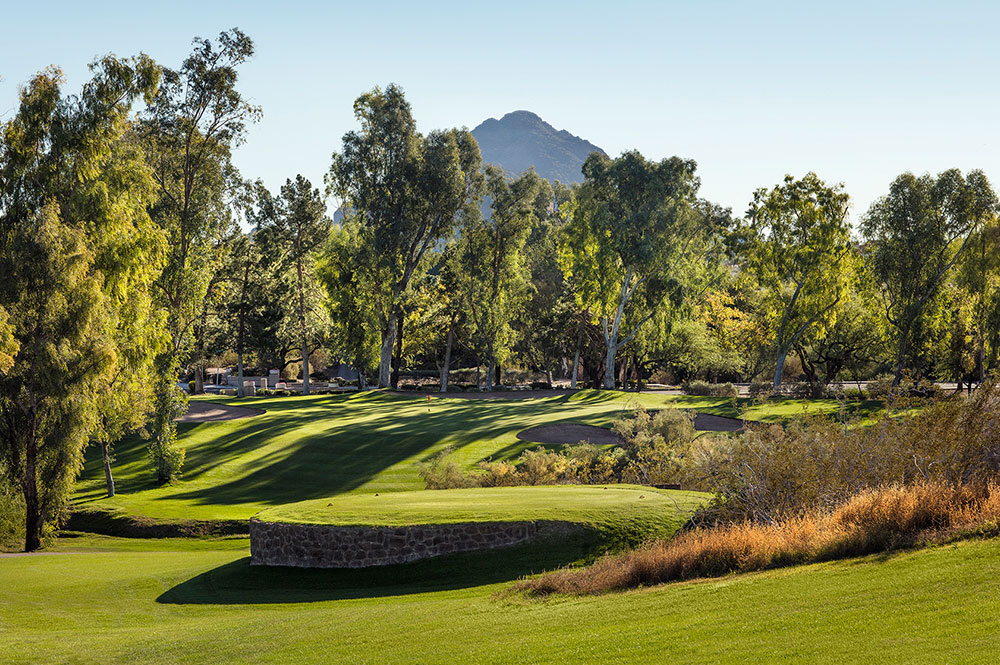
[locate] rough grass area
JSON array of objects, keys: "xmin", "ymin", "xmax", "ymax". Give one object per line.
[
  {"xmin": 515, "ymin": 482, "xmax": 1000, "ymax": 596},
  {"xmin": 73, "ymin": 390, "xmax": 825, "ymax": 524},
  {"xmin": 2, "ymin": 534, "xmax": 1000, "ymax": 663},
  {"xmin": 662, "ymin": 394, "xmax": 887, "ymax": 423}
]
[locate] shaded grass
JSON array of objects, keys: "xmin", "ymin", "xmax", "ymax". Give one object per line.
[{"xmin": 2, "ymin": 534, "xmax": 1000, "ymax": 663}]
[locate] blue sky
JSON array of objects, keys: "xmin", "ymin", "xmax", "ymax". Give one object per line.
[{"xmin": 3, "ymin": 0, "xmax": 999, "ymax": 222}]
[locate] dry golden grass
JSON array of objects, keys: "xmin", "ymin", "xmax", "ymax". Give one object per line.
[{"xmin": 514, "ymin": 482, "xmax": 1000, "ymax": 596}]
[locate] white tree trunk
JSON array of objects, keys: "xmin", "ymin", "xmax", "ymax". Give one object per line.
[
  {"xmin": 773, "ymin": 349, "xmax": 787, "ymax": 388},
  {"xmin": 603, "ymin": 338, "xmax": 616, "ymax": 390},
  {"xmin": 378, "ymin": 317, "xmax": 396, "ymax": 388},
  {"xmin": 440, "ymin": 322, "xmax": 454, "ymax": 393}
]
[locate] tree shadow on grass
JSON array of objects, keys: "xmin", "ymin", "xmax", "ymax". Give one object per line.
[{"xmin": 157, "ymin": 531, "xmax": 600, "ymax": 605}]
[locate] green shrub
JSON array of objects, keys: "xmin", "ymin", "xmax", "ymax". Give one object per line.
[
  {"xmin": 187, "ymin": 380, "xmax": 196, "ymax": 393},
  {"xmin": 684, "ymin": 380, "xmax": 739, "ymax": 398},
  {"xmin": 530, "ymin": 381, "xmax": 553, "ymax": 390},
  {"xmin": 417, "ymin": 447, "xmax": 475, "ymax": 489},
  {"xmin": 747, "ymin": 380, "xmax": 773, "ymax": 398}
]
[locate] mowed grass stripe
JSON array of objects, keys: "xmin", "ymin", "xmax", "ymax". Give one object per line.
[{"xmin": 1, "ymin": 536, "xmax": 999, "ymax": 664}]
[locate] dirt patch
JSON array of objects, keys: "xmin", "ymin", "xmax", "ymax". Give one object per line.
[
  {"xmin": 692, "ymin": 413, "xmax": 746, "ymax": 432},
  {"xmin": 177, "ymin": 401, "xmax": 265, "ymax": 423},
  {"xmin": 518, "ymin": 413, "xmax": 748, "ymax": 446},
  {"xmin": 517, "ymin": 424, "xmax": 622, "ymax": 446}
]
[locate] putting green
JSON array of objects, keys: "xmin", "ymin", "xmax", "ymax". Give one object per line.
[{"xmin": 256, "ymin": 485, "xmax": 707, "ymax": 527}]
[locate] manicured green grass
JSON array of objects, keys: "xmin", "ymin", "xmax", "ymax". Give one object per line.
[
  {"xmin": 259, "ymin": 485, "xmax": 705, "ymax": 553},
  {"xmin": 2, "ymin": 534, "xmax": 999, "ymax": 664},
  {"xmin": 260, "ymin": 485, "xmax": 704, "ymax": 527},
  {"xmin": 72, "ymin": 390, "xmax": 884, "ymax": 524}
]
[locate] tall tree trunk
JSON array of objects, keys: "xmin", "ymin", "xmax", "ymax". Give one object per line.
[
  {"xmin": 237, "ymin": 352, "xmax": 245, "ymax": 397},
  {"xmin": 195, "ymin": 363, "xmax": 204, "ymax": 394},
  {"xmin": 100, "ymin": 439, "xmax": 115, "ymax": 498},
  {"xmin": 487, "ymin": 357, "xmax": 496, "ymax": 391},
  {"xmin": 296, "ymin": 258, "xmax": 310, "ymax": 396},
  {"xmin": 773, "ymin": 348, "xmax": 787, "ymax": 388},
  {"xmin": 23, "ymin": 433, "xmax": 40, "ymax": 552},
  {"xmin": 378, "ymin": 316, "xmax": 396, "ymax": 388},
  {"xmin": 603, "ymin": 336, "xmax": 616, "ymax": 390},
  {"xmin": 391, "ymin": 311, "xmax": 404, "ymax": 389},
  {"xmin": 892, "ymin": 325, "xmax": 912, "ymax": 386},
  {"xmin": 440, "ymin": 319, "xmax": 454, "ymax": 393},
  {"xmin": 570, "ymin": 320, "xmax": 583, "ymax": 389}
]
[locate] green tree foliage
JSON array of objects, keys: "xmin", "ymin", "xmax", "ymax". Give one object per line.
[
  {"xmin": 862, "ymin": 169, "xmax": 999, "ymax": 383},
  {"xmin": 559, "ymin": 151, "xmax": 715, "ymax": 389},
  {"xmin": 317, "ymin": 218, "xmax": 381, "ymax": 388},
  {"xmin": 742, "ymin": 173, "xmax": 855, "ymax": 387},
  {"xmin": 957, "ymin": 212, "xmax": 1000, "ymax": 382},
  {"xmin": 140, "ymin": 29, "xmax": 258, "ymax": 478},
  {"xmin": 328, "ymin": 84, "xmax": 484, "ymax": 387},
  {"xmin": 255, "ymin": 176, "xmax": 331, "ymax": 394},
  {"xmin": 455, "ymin": 167, "xmax": 546, "ymax": 390},
  {"xmin": 516, "ymin": 181, "xmax": 575, "ymax": 385},
  {"xmin": 0, "ymin": 57, "xmax": 163, "ymax": 548}
]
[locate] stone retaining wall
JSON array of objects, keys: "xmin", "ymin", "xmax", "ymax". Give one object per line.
[{"xmin": 250, "ymin": 518, "xmax": 545, "ymax": 568}]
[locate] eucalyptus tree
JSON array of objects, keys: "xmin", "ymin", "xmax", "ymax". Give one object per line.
[
  {"xmin": 140, "ymin": 29, "xmax": 259, "ymax": 478},
  {"xmin": 328, "ymin": 84, "xmax": 484, "ymax": 387},
  {"xmin": 862, "ymin": 169, "xmax": 999, "ymax": 383},
  {"xmin": 0, "ymin": 57, "xmax": 164, "ymax": 549},
  {"xmin": 456, "ymin": 167, "xmax": 546, "ymax": 390},
  {"xmin": 743, "ymin": 173, "xmax": 856, "ymax": 387},
  {"xmin": 558, "ymin": 151, "xmax": 715, "ymax": 389}
]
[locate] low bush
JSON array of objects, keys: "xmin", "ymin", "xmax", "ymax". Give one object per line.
[
  {"xmin": 187, "ymin": 380, "xmax": 196, "ymax": 394},
  {"xmin": 417, "ymin": 447, "xmax": 476, "ymax": 489},
  {"xmin": 683, "ymin": 380, "xmax": 739, "ymax": 398},
  {"xmin": 419, "ymin": 406, "xmax": 701, "ymax": 489},
  {"xmin": 513, "ymin": 481, "xmax": 1000, "ymax": 596},
  {"xmin": 530, "ymin": 381, "xmax": 553, "ymax": 390},
  {"xmin": 747, "ymin": 380, "xmax": 773, "ymax": 398}
]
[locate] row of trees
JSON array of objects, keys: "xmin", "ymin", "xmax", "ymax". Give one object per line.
[{"xmin": 2, "ymin": 29, "xmax": 999, "ymax": 550}]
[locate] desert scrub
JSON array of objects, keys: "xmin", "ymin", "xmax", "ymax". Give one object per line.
[{"xmin": 513, "ymin": 481, "xmax": 1000, "ymax": 596}]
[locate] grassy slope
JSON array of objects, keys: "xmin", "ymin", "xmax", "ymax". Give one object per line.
[
  {"xmin": 73, "ymin": 390, "xmax": 884, "ymax": 523},
  {"xmin": 2, "ymin": 536, "xmax": 999, "ymax": 664},
  {"xmin": 72, "ymin": 390, "xmax": 687, "ymax": 522}
]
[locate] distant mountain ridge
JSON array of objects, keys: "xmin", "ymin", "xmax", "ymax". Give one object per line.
[{"xmin": 471, "ymin": 110, "xmax": 605, "ymax": 184}]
